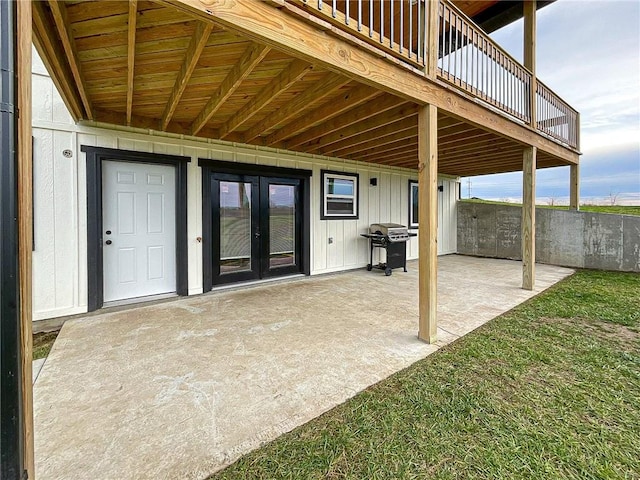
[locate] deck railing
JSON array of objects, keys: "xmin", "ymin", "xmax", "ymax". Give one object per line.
[
  {"xmin": 285, "ymin": 0, "xmax": 579, "ymax": 150},
  {"xmin": 294, "ymin": 0, "xmax": 430, "ymax": 68},
  {"xmin": 536, "ymin": 80, "xmax": 579, "ymax": 149},
  {"xmin": 436, "ymin": 0, "xmax": 532, "ymax": 124}
]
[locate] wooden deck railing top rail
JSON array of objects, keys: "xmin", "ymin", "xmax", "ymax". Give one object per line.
[{"xmin": 284, "ymin": 0, "xmax": 579, "ymax": 151}]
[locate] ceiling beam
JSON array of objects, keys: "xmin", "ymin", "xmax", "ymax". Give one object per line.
[
  {"xmin": 220, "ymin": 59, "xmax": 313, "ymax": 139},
  {"xmin": 190, "ymin": 42, "xmax": 271, "ymax": 135},
  {"xmin": 357, "ymin": 142, "xmax": 418, "ymax": 162},
  {"xmin": 286, "ymin": 95, "xmax": 410, "ymax": 150},
  {"xmin": 324, "ymin": 117, "xmax": 417, "ymax": 157},
  {"xmin": 265, "ymin": 85, "xmax": 382, "ymax": 147},
  {"xmin": 126, "ymin": 0, "xmax": 138, "ymax": 126},
  {"xmin": 47, "ymin": 0, "xmax": 93, "ymax": 119},
  {"xmin": 244, "ymin": 74, "xmax": 350, "ymax": 142},
  {"xmin": 301, "ymin": 103, "xmax": 417, "ymax": 153},
  {"xmin": 32, "ymin": 2, "xmax": 83, "ymax": 122},
  {"xmin": 161, "ymin": 21, "xmax": 213, "ymax": 131}
]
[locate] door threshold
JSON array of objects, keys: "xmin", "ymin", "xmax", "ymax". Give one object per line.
[
  {"xmin": 103, "ymin": 292, "xmax": 178, "ymax": 309},
  {"xmin": 210, "ymin": 274, "xmax": 305, "ymax": 293}
]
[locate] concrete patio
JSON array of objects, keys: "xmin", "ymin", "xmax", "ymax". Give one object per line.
[{"xmin": 34, "ymin": 255, "xmax": 573, "ymax": 480}]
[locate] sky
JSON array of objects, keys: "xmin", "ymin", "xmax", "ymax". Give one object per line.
[{"xmin": 462, "ymin": 0, "xmax": 640, "ymax": 205}]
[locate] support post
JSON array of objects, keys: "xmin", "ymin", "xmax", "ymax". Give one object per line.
[
  {"xmin": 522, "ymin": 147, "xmax": 536, "ymax": 291},
  {"xmin": 569, "ymin": 164, "xmax": 579, "ymax": 210},
  {"xmin": 426, "ymin": 0, "xmax": 439, "ymax": 79},
  {"xmin": 524, "ymin": 0, "xmax": 537, "ymax": 128},
  {"xmin": 418, "ymin": 104, "xmax": 438, "ymax": 343},
  {"xmin": 18, "ymin": 0, "xmax": 34, "ymax": 478}
]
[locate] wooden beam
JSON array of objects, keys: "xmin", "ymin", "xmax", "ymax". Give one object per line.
[
  {"xmin": 126, "ymin": 0, "xmax": 138, "ymax": 126},
  {"xmin": 328, "ymin": 124, "xmax": 417, "ymax": 158},
  {"xmin": 524, "ymin": 0, "xmax": 536, "ymax": 128},
  {"xmin": 426, "ymin": 0, "xmax": 439, "ymax": 78},
  {"xmin": 244, "ymin": 74, "xmax": 349, "ymax": 142},
  {"xmin": 570, "ymin": 163, "xmax": 580, "ymax": 210},
  {"xmin": 190, "ymin": 42, "xmax": 270, "ymax": 135},
  {"xmin": 161, "ymin": 21, "xmax": 214, "ymax": 131},
  {"xmin": 32, "ymin": 1, "xmax": 83, "ymax": 122},
  {"xmin": 284, "ymin": 94, "xmax": 406, "ymax": 150},
  {"xmin": 265, "ymin": 85, "xmax": 382, "ymax": 147},
  {"xmin": 323, "ymin": 116, "xmax": 417, "ymax": 155},
  {"xmin": 221, "ymin": 59, "xmax": 313, "ymax": 139},
  {"xmin": 356, "ymin": 141, "xmax": 418, "ymax": 162},
  {"xmin": 18, "ymin": 2, "xmax": 34, "ymax": 477},
  {"xmin": 301, "ymin": 103, "xmax": 416, "ymax": 153},
  {"xmin": 359, "ymin": 147, "xmax": 418, "ymax": 164},
  {"xmin": 47, "ymin": 0, "xmax": 93, "ymax": 119},
  {"xmin": 162, "ymin": 0, "xmax": 579, "ymax": 163},
  {"xmin": 522, "ymin": 146, "xmax": 536, "ymax": 290},
  {"xmin": 418, "ymin": 104, "xmax": 438, "ymax": 343}
]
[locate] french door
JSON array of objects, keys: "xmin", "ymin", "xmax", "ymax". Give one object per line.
[{"xmin": 211, "ymin": 173, "xmax": 303, "ymax": 286}]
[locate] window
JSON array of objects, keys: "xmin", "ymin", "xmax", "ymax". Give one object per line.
[
  {"xmin": 409, "ymin": 180, "xmax": 419, "ymax": 228},
  {"xmin": 321, "ymin": 170, "xmax": 359, "ymax": 219}
]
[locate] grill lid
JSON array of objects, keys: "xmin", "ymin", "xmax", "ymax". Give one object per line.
[{"xmin": 369, "ymin": 223, "xmax": 409, "ymax": 242}]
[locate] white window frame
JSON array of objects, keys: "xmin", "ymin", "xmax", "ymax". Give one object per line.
[
  {"xmin": 409, "ymin": 180, "xmax": 419, "ymax": 228},
  {"xmin": 321, "ymin": 170, "xmax": 359, "ymax": 220}
]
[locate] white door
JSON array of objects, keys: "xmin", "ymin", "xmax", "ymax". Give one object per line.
[{"xmin": 102, "ymin": 160, "xmax": 176, "ymax": 302}]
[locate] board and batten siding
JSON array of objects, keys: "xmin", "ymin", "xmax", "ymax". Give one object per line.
[{"xmin": 31, "ymin": 48, "xmax": 458, "ymax": 321}]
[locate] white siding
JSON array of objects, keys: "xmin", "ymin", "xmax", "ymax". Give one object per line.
[{"xmin": 31, "ymin": 48, "xmax": 458, "ymax": 321}]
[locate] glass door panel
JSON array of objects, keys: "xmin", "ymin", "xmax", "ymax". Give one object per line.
[
  {"xmin": 211, "ymin": 174, "xmax": 260, "ymax": 285},
  {"xmin": 219, "ymin": 181, "xmax": 252, "ymax": 274},
  {"xmin": 268, "ymin": 184, "xmax": 296, "ymax": 269}
]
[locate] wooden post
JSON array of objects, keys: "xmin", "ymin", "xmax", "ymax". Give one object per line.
[
  {"xmin": 523, "ymin": 0, "xmax": 537, "ymax": 128},
  {"xmin": 18, "ymin": 0, "xmax": 34, "ymax": 478},
  {"xmin": 522, "ymin": 147, "xmax": 536, "ymax": 291},
  {"xmin": 569, "ymin": 163, "xmax": 580, "ymax": 210},
  {"xmin": 426, "ymin": 0, "xmax": 439, "ymax": 79},
  {"xmin": 418, "ymin": 104, "xmax": 438, "ymax": 343}
]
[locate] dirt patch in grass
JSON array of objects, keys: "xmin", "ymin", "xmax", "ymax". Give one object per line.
[{"xmin": 33, "ymin": 330, "xmax": 59, "ymax": 360}]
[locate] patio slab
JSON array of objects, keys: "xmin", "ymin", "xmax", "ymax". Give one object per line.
[{"xmin": 34, "ymin": 256, "xmax": 573, "ymax": 480}]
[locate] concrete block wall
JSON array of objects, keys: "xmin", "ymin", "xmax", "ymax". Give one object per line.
[{"xmin": 457, "ymin": 202, "xmax": 640, "ymax": 272}]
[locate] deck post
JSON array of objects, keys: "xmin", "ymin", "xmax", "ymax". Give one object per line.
[
  {"xmin": 569, "ymin": 164, "xmax": 580, "ymax": 210},
  {"xmin": 418, "ymin": 104, "xmax": 438, "ymax": 343},
  {"xmin": 18, "ymin": 0, "xmax": 34, "ymax": 477},
  {"xmin": 426, "ymin": 0, "xmax": 439, "ymax": 79},
  {"xmin": 522, "ymin": 147, "xmax": 536, "ymax": 290},
  {"xmin": 524, "ymin": 0, "xmax": 537, "ymax": 128}
]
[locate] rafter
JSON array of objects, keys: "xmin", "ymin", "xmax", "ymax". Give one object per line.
[
  {"xmin": 286, "ymin": 95, "xmax": 411, "ymax": 151},
  {"xmin": 301, "ymin": 103, "xmax": 417, "ymax": 153},
  {"xmin": 190, "ymin": 42, "xmax": 271, "ymax": 135},
  {"xmin": 126, "ymin": 1, "xmax": 138, "ymax": 126},
  {"xmin": 47, "ymin": 0, "xmax": 93, "ymax": 119},
  {"xmin": 161, "ymin": 21, "xmax": 213, "ymax": 131},
  {"xmin": 265, "ymin": 85, "xmax": 382, "ymax": 147},
  {"xmin": 323, "ymin": 117, "xmax": 417, "ymax": 157},
  {"xmin": 357, "ymin": 142, "xmax": 418, "ymax": 162},
  {"xmin": 32, "ymin": 2, "xmax": 83, "ymax": 122},
  {"xmin": 220, "ymin": 60, "xmax": 313, "ymax": 139},
  {"xmin": 244, "ymin": 74, "xmax": 350, "ymax": 142}
]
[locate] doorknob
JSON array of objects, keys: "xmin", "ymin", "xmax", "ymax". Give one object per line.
[
  {"xmin": 105, "ymin": 240, "xmax": 112, "ymax": 245},
  {"xmin": 254, "ymin": 232, "xmax": 261, "ymax": 238}
]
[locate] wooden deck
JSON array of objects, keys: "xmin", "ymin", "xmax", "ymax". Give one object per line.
[{"xmin": 32, "ymin": 0, "xmax": 579, "ymax": 177}]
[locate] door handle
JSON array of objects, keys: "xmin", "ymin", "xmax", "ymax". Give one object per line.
[
  {"xmin": 105, "ymin": 240, "xmax": 112, "ymax": 245},
  {"xmin": 254, "ymin": 232, "xmax": 261, "ymax": 238}
]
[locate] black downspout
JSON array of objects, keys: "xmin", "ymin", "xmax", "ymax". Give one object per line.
[{"xmin": 0, "ymin": 0, "xmax": 24, "ymax": 479}]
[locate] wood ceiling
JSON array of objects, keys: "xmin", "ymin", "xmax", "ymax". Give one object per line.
[{"xmin": 33, "ymin": 0, "xmax": 568, "ymax": 177}]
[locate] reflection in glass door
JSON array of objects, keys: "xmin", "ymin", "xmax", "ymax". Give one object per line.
[
  {"xmin": 211, "ymin": 174, "xmax": 303, "ymax": 285},
  {"xmin": 211, "ymin": 174, "xmax": 260, "ymax": 285},
  {"xmin": 219, "ymin": 181, "xmax": 253, "ymax": 274},
  {"xmin": 268, "ymin": 184, "xmax": 295, "ymax": 269}
]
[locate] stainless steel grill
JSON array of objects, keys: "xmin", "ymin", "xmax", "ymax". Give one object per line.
[
  {"xmin": 362, "ymin": 223, "xmax": 414, "ymax": 276},
  {"xmin": 369, "ymin": 223, "xmax": 410, "ymax": 242}
]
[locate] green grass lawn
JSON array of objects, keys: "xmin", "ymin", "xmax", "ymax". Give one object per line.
[
  {"xmin": 211, "ymin": 270, "xmax": 640, "ymax": 479},
  {"xmin": 462, "ymin": 199, "xmax": 640, "ymax": 216}
]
